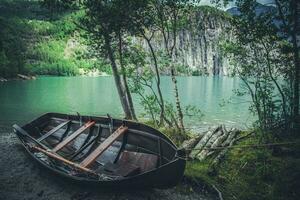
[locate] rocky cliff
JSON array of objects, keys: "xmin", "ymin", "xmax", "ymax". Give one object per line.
[{"xmin": 138, "ymin": 6, "xmax": 233, "ymax": 76}]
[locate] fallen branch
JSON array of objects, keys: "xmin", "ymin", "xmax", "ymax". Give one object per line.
[
  {"xmin": 181, "ymin": 131, "xmax": 206, "ymax": 154},
  {"xmin": 189, "ymin": 126, "xmax": 221, "ymax": 159},
  {"xmin": 0, "ymin": 77, "xmax": 7, "ymax": 82},
  {"xmin": 212, "ymin": 184, "xmax": 224, "ymax": 200},
  {"xmin": 197, "ymin": 127, "xmax": 224, "ymax": 160},
  {"xmin": 206, "ymin": 125, "xmax": 230, "ymax": 157},
  {"xmin": 17, "ymin": 74, "xmax": 36, "ymax": 80}
]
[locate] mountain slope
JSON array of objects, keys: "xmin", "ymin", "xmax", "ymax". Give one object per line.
[{"xmin": 0, "ymin": 1, "xmax": 234, "ymax": 78}]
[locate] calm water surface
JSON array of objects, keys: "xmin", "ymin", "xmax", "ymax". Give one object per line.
[{"xmin": 0, "ymin": 76, "xmax": 254, "ymax": 131}]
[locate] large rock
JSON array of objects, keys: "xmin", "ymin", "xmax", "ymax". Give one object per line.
[{"xmin": 134, "ymin": 7, "xmax": 234, "ymax": 75}]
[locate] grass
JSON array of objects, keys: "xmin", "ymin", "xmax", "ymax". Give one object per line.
[
  {"xmin": 143, "ymin": 121, "xmax": 300, "ymax": 199},
  {"xmin": 184, "ymin": 134, "xmax": 300, "ymax": 200}
]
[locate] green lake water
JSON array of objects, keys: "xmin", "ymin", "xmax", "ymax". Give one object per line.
[{"xmin": 0, "ymin": 76, "xmax": 254, "ymax": 131}]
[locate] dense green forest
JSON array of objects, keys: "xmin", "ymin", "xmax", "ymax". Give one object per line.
[{"xmin": 0, "ymin": 0, "xmax": 112, "ymax": 77}]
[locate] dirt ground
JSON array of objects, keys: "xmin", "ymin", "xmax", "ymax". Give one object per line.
[{"xmin": 0, "ymin": 126, "xmax": 216, "ymax": 200}]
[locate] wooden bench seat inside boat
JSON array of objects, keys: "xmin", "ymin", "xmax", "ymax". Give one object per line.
[
  {"xmin": 23, "ymin": 121, "xmax": 128, "ymax": 174},
  {"xmin": 80, "ymin": 125, "xmax": 128, "ymax": 168},
  {"xmin": 52, "ymin": 121, "xmax": 95, "ymax": 153}
]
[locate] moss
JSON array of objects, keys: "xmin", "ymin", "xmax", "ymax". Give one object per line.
[
  {"xmin": 138, "ymin": 123, "xmax": 300, "ymax": 199},
  {"xmin": 184, "ymin": 134, "xmax": 300, "ymax": 200},
  {"xmin": 159, "ymin": 127, "xmax": 188, "ymax": 146}
]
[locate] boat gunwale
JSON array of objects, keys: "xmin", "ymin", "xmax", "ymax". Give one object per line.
[
  {"xmin": 14, "ymin": 112, "xmax": 186, "ymax": 187},
  {"xmin": 17, "ymin": 134, "xmax": 185, "ymax": 183},
  {"xmin": 24, "ymin": 112, "xmax": 178, "ymax": 149}
]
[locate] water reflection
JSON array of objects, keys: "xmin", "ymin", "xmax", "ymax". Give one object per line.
[{"xmin": 0, "ymin": 76, "xmax": 254, "ymax": 130}]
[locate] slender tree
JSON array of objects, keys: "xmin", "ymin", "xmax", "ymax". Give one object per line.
[
  {"xmin": 124, "ymin": 0, "xmax": 169, "ymax": 126},
  {"xmin": 124, "ymin": 0, "xmax": 200, "ymax": 133},
  {"xmin": 274, "ymin": 0, "xmax": 300, "ymax": 131},
  {"xmin": 221, "ymin": 0, "xmax": 299, "ymax": 136},
  {"xmin": 149, "ymin": 0, "xmax": 194, "ymax": 133},
  {"xmin": 80, "ymin": 0, "xmax": 140, "ymax": 120}
]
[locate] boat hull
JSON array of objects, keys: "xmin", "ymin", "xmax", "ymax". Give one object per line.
[{"xmin": 14, "ymin": 113, "xmax": 186, "ymax": 188}]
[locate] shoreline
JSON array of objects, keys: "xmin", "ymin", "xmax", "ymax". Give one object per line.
[
  {"xmin": 0, "ymin": 73, "xmax": 234, "ymax": 82},
  {"xmin": 0, "ymin": 74, "xmax": 112, "ymax": 82}
]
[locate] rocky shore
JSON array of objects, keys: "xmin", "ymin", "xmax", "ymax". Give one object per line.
[
  {"xmin": 0, "ymin": 74, "xmax": 36, "ymax": 82},
  {"xmin": 0, "ymin": 71, "xmax": 111, "ymax": 82},
  {"xmin": 0, "ymin": 126, "xmax": 216, "ymax": 200}
]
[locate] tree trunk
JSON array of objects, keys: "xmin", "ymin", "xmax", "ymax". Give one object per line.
[
  {"xmin": 181, "ymin": 132, "xmax": 206, "ymax": 152},
  {"xmin": 212, "ymin": 129, "xmax": 240, "ymax": 166},
  {"xmin": 291, "ymin": 0, "xmax": 300, "ymax": 131},
  {"xmin": 143, "ymin": 34, "xmax": 165, "ymax": 125},
  {"xmin": 122, "ymin": 72, "xmax": 137, "ymax": 120},
  {"xmin": 197, "ymin": 127, "xmax": 224, "ymax": 160},
  {"xmin": 189, "ymin": 126, "xmax": 221, "ymax": 158},
  {"xmin": 262, "ymin": 41, "xmax": 287, "ymax": 123},
  {"xmin": 155, "ymin": 2, "xmax": 185, "ymax": 132},
  {"xmin": 171, "ymin": 67, "xmax": 185, "ymax": 133},
  {"xmin": 118, "ymin": 33, "xmax": 137, "ymax": 121},
  {"xmin": 104, "ymin": 34, "xmax": 133, "ymax": 119}
]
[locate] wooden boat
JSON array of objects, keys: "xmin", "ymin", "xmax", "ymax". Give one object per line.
[{"xmin": 13, "ymin": 113, "xmax": 186, "ymax": 188}]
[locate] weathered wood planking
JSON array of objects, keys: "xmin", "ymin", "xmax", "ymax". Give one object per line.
[
  {"xmin": 37, "ymin": 120, "xmax": 71, "ymax": 142},
  {"xmin": 32, "ymin": 146, "xmax": 96, "ymax": 175},
  {"xmin": 80, "ymin": 125, "xmax": 128, "ymax": 168},
  {"xmin": 52, "ymin": 121, "xmax": 95, "ymax": 153}
]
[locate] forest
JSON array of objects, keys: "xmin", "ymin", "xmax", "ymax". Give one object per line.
[{"xmin": 0, "ymin": 0, "xmax": 299, "ymax": 200}]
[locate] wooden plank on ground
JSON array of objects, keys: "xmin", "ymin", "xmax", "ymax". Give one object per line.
[
  {"xmin": 80, "ymin": 125, "xmax": 128, "ymax": 168},
  {"xmin": 52, "ymin": 121, "xmax": 95, "ymax": 153},
  {"xmin": 37, "ymin": 120, "xmax": 71, "ymax": 142}
]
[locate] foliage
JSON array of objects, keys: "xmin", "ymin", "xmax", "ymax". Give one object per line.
[
  {"xmin": 191, "ymin": 5, "xmax": 232, "ymax": 20},
  {"xmin": 191, "ymin": 70, "xmax": 203, "ymax": 76},
  {"xmin": 185, "ymin": 134, "xmax": 300, "ymax": 200},
  {"xmin": 0, "ymin": 17, "xmax": 28, "ymax": 77},
  {"xmin": 0, "ymin": 0, "xmax": 233, "ymax": 80},
  {"xmin": 79, "ymin": 0, "xmax": 153, "ymax": 120},
  {"xmin": 159, "ymin": 127, "xmax": 191, "ymax": 146},
  {"xmin": 220, "ymin": 0, "xmax": 298, "ymax": 138},
  {"xmin": 142, "ymin": 0, "xmax": 206, "ymax": 135},
  {"xmin": 126, "ymin": 43, "xmax": 204, "ymax": 140},
  {"xmin": 0, "ymin": 0, "xmax": 108, "ymax": 78},
  {"xmin": 40, "ymin": 0, "xmax": 80, "ymax": 13}
]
